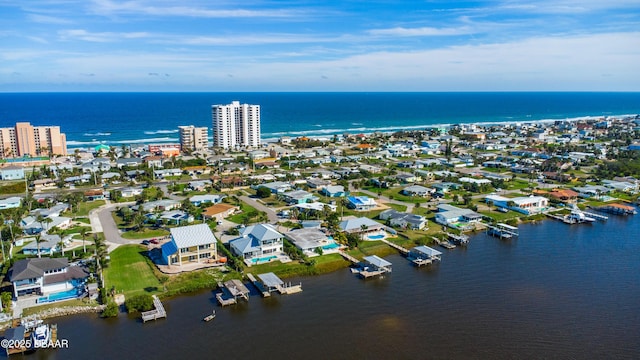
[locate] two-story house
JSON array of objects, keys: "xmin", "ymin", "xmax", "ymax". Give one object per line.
[
  {"xmin": 229, "ymin": 224, "xmax": 284, "ymax": 262},
  {"xmin": 161, "ymin": 224, "xmax": 218, "ymax": 266},
  {"xmin": 9, "ymin": 258, "xmax": 89, "ymax": 301}
]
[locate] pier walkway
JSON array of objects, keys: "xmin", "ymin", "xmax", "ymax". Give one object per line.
[
  {"xmin": 381, "ymin": 239, "xmax": 409, "ymax": 255},
  {"xmin": 339, "ymin": 251, "xmax": 359, "ymax": 264},
  {"xmin": 142, "ymin": 295, "xmax": 166, "ymax": 322}
]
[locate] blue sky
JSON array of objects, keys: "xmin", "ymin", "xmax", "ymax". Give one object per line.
[{"xmin": 1, "ymin": 0, "xmax": 639, "ymax": 91}]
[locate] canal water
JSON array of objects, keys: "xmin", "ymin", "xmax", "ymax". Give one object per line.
[{"xmin": 9, "ymin": 212, "xmax": 640, "ymax": 359}]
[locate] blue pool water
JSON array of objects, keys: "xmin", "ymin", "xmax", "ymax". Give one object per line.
[
  {"xmin": 322, "ymin": 243, "xmax": 339, "ymax": 250},
  {"xmin": 367, "ymin": 234, "xmax": 385, "ymax": 240},
  {"xmin": 38, "ymin": 288, "xmax": 81, "ymax": 303},
  {"xmin": 251, "ymin": 255, "xmax": 277, "ymax": 264}
]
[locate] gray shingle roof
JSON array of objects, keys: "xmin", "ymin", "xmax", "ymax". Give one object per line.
[{"xmin": 9, "ymin": 258, "xmax": 68, "ymax": 282}]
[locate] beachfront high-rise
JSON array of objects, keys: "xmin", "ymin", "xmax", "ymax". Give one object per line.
[
  {"xmin": 212, "ymin": 101, "xmax": 261, "ymax": 149},
  {"xmin": 0, "ymin": 122, "xmax": 67, "ymax": 158},
  {"xmin": 178, "ymin": 125, "xmax": 209, "ymax": 152}
]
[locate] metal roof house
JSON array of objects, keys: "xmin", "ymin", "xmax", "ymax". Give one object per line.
[
  {"xmin": 161, "ymin": 224, "xmax": 218, "ymax": 266},
  {"xmin": 339, "ymin": 217, "xmax": 386, "ymax": 234},
  {"xmin": 229, "ymin": 224, "xmax": 285, "ymax": 262}
]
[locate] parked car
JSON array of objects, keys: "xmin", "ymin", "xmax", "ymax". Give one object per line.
[
  {"xmin": 150, "ymin": 238, "xmax": 159, "ymax": 244},
  {"xmin": 141, "ymin": 240, "xmax": 150, "ymax": 245}
]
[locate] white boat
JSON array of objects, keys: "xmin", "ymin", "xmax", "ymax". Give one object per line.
[
  {"xmin": 566, "ymin": 208, "xmax": 595, "ymax": 223},
  {"xmin": 31, "ymin": 324, "xmax": 51, "ymax": 344}
]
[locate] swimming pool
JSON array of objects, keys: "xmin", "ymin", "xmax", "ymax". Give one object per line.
[
  {"xmin": 367, "ymin": 234, "xmax": 385, "ymax": 240},
  {"xmin": 38, "ymin": 288, "xmax": 82, "ymax": 303},
  {"xmin": 322, "ymin": 242, "xmax": 339, "ymax": 250},
  {"xmin": 250, "ymin": 255, "xmax": 277, "ymax": 264}
]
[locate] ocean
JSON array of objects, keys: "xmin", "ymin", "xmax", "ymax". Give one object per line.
[{"xmin": 1, "ymin": 92, "xmax": 639, "ymax": 148}]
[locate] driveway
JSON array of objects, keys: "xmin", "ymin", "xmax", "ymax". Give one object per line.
[
  {"xmin": 239, "ymin": 194, "xmax": 279, "ymax": 223},
  {"xmin": 90, "ymin": 201, "xmax": 145, "ymax": 252}
]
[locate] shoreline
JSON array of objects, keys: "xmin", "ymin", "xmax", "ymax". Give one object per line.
[{"xmin": 64, "ymin": 112, "xmax": 639, "ymax": 148}]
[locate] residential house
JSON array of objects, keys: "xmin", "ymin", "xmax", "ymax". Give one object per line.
[
  {"xmin": 320, "ymin": 185, "xmax": 348, "ymax": 197},
  {"xmin": 0, "ymin": 196, "xmax": 22, "ymax": 210},
  {"xmin": 547, "ymin": 189, "xmax": 579, "ymax": 204},
  {"xmin": 229, "ymin": 224, "xmax": 285, "ymax": 261},
  {"xmin": 159, "ymin": 210, "xmax": 194, "ymax": 225},
  {"xmin": 138, "ymin": 199, "xmax": 180, "ymax": 212},
  {"xmin": 257, "ymin": 181, "xmax": 292, "ymax": 194},
  {"xmin": 396, "ymin": 173, "xmax": 420, "ymax": 183},
  {"xmin": 572, "ymin": 185, "xmax": 611, "ymax": 199},
  {"xmin": 484, "ymin": 195, "xmax": 549, "ymax": 215},
  {"xmin": 189, "ymin": 194, "xmax": 223, "ymax": 206},
  {"xmin": 161, "ymin": 224, "xmax": 218, "ymax": 266},
  {"xmin": 346, "ymin": 196, "xmax": 377, "ymax": 211},
  {"xmin": 285, "ymin": 228, "xmax": 336, "ymax": 255},
  {"xmin": 202, "ymin": 203, "xmax": 238, "ymax": 222},
  {"xmin": 401, "ymin": 185, "xmax": 434, "ymax": 197},
  {"xmin": 0, "ymin": 166, "xmax": 25, "ymax": 180},
  {"xmin": 21, "ymin": 234, "xmax": 63, "ymax": 256},
  {"xmin": 379, "ymin": 209, "xmax": 428, "ymax": 230},
  {"xmin": 339, "ymin": 217, "xmax": 386, "ymax": 234},
  {"xmin": 280, "ymin": 190, "xmax": 314, "ymax": 205},
  {"xmin": 32, "ymin": 179, "xmax": 56, "ymax": 191},
  {"xmin": 434, "ymin": 204, "xmax": 482, "ymax": 230},
  {"xmin": 84, "ymin": 189, "xmax": 105, "ymax": 201},
  {"xmin": 9, "ymin": 258, "xmax": 89, "ymax": 299},
  {"xmin": 120, "ymin": 187, "xmax": 144, "ymax": 198},
  {"xmin": 188, "ymin": 180, "xmax": 211, "ymax": 192},
  {"xmin": 306, "ymin": 178, "xmax": 332, "ymax": 189}
]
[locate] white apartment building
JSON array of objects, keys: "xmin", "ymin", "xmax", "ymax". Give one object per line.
[
  {"xmin": 178, "ymin": 125, "xmax": 209, "ymax": 152},
  {"xmin": 212, "ymin": 101, "xmax": 261, "ymax": 149}
]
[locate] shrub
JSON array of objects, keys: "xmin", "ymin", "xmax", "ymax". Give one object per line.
[
  {"xmin": 101, "ymin": 301, "xmax": 119, "ymax": 318},
  {"xmin": 125, "ymin": 294, "xmax": 155, "ymax": 313}
]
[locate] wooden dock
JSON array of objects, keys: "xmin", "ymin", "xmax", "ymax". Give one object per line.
[
  {"xmin": 358, "ymin": 269, "xmax": 387, "ymax": 278},
  {"xmin": 339, "ymin": 251, "xmax": 359, "ymax": 264},
  {"xmin": 216, "ymin": 292, "xmax": 237, "ymax": 306},
  {"xmin": 431, "ymin": 237, "xmax": 456, "ymax": 249},
  {"xmin": 142, "ymin": 295, "xmax": 167, "ymax": 322},
  {"xmin": 581, "ymin": 211, "xmax": 608, "ymax": 221},
  {"xmin": 446, "ymin": 233, "xmax": 469, "ymax": 245},
  {"xmin": 381, "ymin": 239, "xmax": 409, "ymax": 254}
]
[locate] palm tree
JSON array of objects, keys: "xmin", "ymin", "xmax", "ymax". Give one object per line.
[
  {"xmin": 360, "ymin": 224, "xmax": 368, "ymax": 242},
  {"xmin": 35, "ymin": 234, "xmax": 43, "ymax": 258},
  {"xmin": 57, "ymin": 239, "xmax": 65, "ymax": 256},
  {"xmin": 80, "ymin": 227, "xmax": 88, "ymax": 253}
]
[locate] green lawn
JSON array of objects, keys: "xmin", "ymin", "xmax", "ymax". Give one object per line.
[
  {"xmin": 227, "ymin": 203, "xmax": 260, "ymax": 224},
  {"xmin": 70, "ymin": 200, "xmax": 106, "ymax": 217},
  {"xmin": 121, "ymin": 228, "xmax": 169, "ymax": 239},
  {"xmin": 249, "ymin": 253, "xmax": 349, "ymax": 278},
  {"xmin": 103, "ymin": 244, "xmax": 163, "ymax": 297}
]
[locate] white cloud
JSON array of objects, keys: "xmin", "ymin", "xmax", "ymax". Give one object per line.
[
  {"xmin": 89, "ymin": 0, "xmax": 305, "ymax": 18},
  {"xmin": 58, "ymin": 29, "xmax": 151, "ymax": 42},
  {"xmin": 368, "ymin": 26, "xmax": 475, "ymax": 37},
  {"xmin": 26, "ymin": 13, "xmax": 74, "ymax": 24}
]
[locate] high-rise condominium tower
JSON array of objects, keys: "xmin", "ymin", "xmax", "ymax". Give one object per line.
[
  {"xmin": 211, "ymin": 101, "xmax": 260, "ymax": 149},
  {"xmin": 178, "ymin": 125, "xmax": 209, "ymax": 152},
  {"xmin": 0, "ymin": 122, "xmax": 67, "ymax": 158}
]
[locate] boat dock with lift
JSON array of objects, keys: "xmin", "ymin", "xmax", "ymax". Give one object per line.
[
  {"xmin": 141, "ymin": 295, "xmax": 167, "ymax": 323},
  {"xmin": 486, "ymin": 223, "xmax": 519, "ymax": 239},
  {"xmin": 446, "ymin": 232, "xmax": 469, "ymax": 245},
  {"xmin": 3, "ymin": 317, "xmax": 59, "ymax": 356},
  {"xmin": 216, "ymin": 279, "xmax": 250, "ymax": 306},
  {"xmin": 352, "ymin": 255, "xmax": 392, "ymax": 279},
  {"xmin": 248, "ymin": 272, "xmax": 303, "ymax": 296},
  {"xmin": 407, "ymin": 246, "xmax": 442, "ymax": 266}
]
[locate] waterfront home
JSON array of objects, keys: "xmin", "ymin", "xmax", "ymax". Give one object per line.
[
  {"xmin": 346, "ymin": 196, "xmax": 377, "ymax": 211},
  {"xmin": 379, "ymin": 209, "xmax": 428, "ymax": 230},
  {"xmin": 229, "ymin": 224, "xmax": 285, "ymax": 261},
  {"xmin": 320, "ymin": 185, "xmax": 348, "ymax": 197},
  {"xmin": 189, "ymin": 194, "xmax": 223, "ymax": 206},
  {"xmin": 572, "ymin": 185, "xmax": 611, "ymax": 199},
  {"xmin": 339, "ymin": 217, "xmax": 386, "ymax": 235},
  {"xmin": 434, "ymin": 204, "xmax": 482, "ymax": 230},
  {"xmin": 401, "ymin": 185, "xmax": 434, "ymax": 197},
  {"xmin": 546, "ymin": 189, "xmax": 579, "ymax": 204},
  {"xmin": 285, "ymin": 228, "xmax": 337, "ymax": 255},
  {"xmin": 484, "ymin": 195, "xmax": 549, "ymax": 215},
  {"xmin": 161, "ymin": 223, "xmax": 218, "ymax": 266},
  {"xmin": 601, "ymin": 180, "xmax": 638, "ymax": 193},
  {"xmin": 202, "ymin": 203, "xmax": 238, "ymax": 222},
  {"xmin": 0, "ymin": 165, "xmax": 25, "ymax": 180},
  {"xmin": 0, "ymin": 196, "xmax": 22, "ymax": 210},
  {"xmin": 9, "ymin": 258, "xmax": 89, "ymax": 299}
]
